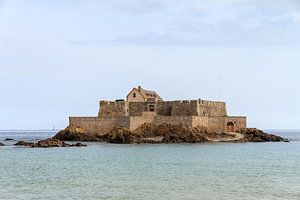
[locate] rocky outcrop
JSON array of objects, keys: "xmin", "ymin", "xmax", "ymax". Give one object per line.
[
  {"xmin": 15, "ymin": 138, "xmax": 87, "ymax": 148},
  {"xmin": 238, "ymin": 128, "xmax": 288, "ymax": 142},
  {"xmin": 107, "ymin": 127, "xmax": 140, "ymax": 144},
  {"xmin": 54, "ymin": 124, "xmax": 288, "ymax": 144},
  {"xmin": 15, "ymin": 141, "xmax": 34, "ymax": 146},
  {"xmin": 134, "ymin": 123, "xmax": 209, "ymax": 143},
  {"xmin": 54, "ymin": 125, "xmax": 103, "ymax": 141},
  {"xmin": 0, "ymin": 142, "xmax": 4, "ymax": 146}
]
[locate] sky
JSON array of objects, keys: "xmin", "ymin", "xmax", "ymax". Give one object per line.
[{"xmin": 0, "ymin": 0, "xmax": 300, "ymax": 130}]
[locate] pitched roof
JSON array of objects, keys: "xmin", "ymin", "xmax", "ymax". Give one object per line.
[
  {"xmin": 128, "ymin": 86, "xmax": 163, "ymax": 101},
  {"xmin": 141, "ymin": 89, "xmax": 158, "ymax": 98}
]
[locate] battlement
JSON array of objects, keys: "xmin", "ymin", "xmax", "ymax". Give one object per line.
[
  {"xmin": 100, "ymin": 100, "xmax": 126, "ymax": 106},
  {"xmin": 98, "ymin": 100, "xmax": 129, "ymax": 118},
  {"xmin": 171, "ymin": 100, "xmax": 198, "ymax": 104}
]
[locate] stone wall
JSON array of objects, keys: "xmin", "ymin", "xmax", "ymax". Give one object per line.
[
  {"xmin": 198, "ymin": 100, "xmax": 227, "ymax": 117},
  {"xmin": 98, "ymin": 101, "xmax": 129, "ymax": 118},
  {"xmin": 129, "ymin": 115, "xmax": 155, "ymax": 131},
  {"xmin": 116, "ymin": 117, "xmax": 130, "ymax": 128},
  {"xmin": 128, "ymin": 102, "xmax": 157, "ymax": 116},
  {"xmin": 70, "ymin": 117, "xmax": 103, "ymax": 134},
  {"xmin": 196, "ymin": 116, "xmax": 247, "ymax": 132},
  {"xmin": 129, "ymin": 115, "xmax": 194, "ymax": 131},
  {"xmin": 70, "ymin": 115, "xmax": 246, "ymax": 133},
  {"xmin": 128, "ymin": 102, "xmax": 147, "ymax": 116},
  {"xmin": 156, "ymin": 101, "xmax": 173, "ymax": 116},
  {"xmin": 69, "ymin": 117, "xmax": 119, "ymax": 134},
  {"xmin": 225, "ymin": 116, "xmax": 247, "ymax": 131},
  {"xmin": 171, "ymin": 100, "xmax": 199, "ymax": 116},
  {"xmin": 206, "ymin": 117, "xmax": 226, "ymax": 132},
  {"xmin": 192, "ymin": 116, "xmax": 209, "ymax": 127},
  {"xmin": 155, "ymin": 100, "xmax": 227, "ymax": 117},
  {"xmin": 154, "ymin": 116, "xmax": 193, "ymax": 127}
]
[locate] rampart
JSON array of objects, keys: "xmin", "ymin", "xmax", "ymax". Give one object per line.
[
  {"xmin": 98, "ymin": 101, "xmax": 129, "ymax": 118},
  {"xmin": 129, "ymin": 115, "xmax": 194, "ymax": 131},
  {"xmin": 69, "ymin": 116, "xmax": 130, "ymax": 134},
  {"xmin": 70, "ymin": 98, "xmax": 246, "ymax": 133}
]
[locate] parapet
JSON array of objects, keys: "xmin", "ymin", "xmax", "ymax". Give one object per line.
[
  {"xmin": 98, "ymin": 100, "xmax": 129, "ymax": 118},
  {"xmin": 199, "ymin": 99, "xmax": 226, "ymax": 106}
]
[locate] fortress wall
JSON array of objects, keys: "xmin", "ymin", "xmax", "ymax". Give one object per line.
[
  {"xmin": 154, "ymin": 116, "xmax": 193, "ymax": 127},
  {"xmin": 192, "ymin": 116, "xmax": 209, "ymax": 128},
  {"xmin": 98, "ymin": 101, "xmax": 128, "ymax": 118},
  {"xmin": 97, "ymin": 118, "xmax": 117, "ymax": 133},
  {"xmin": 129, "ymin": 115, "xmax": 155, "ymax": 131},
  {"xmin": 129, "ymin": 115, "xmax": 194, "ymax": 131},
  {"xmin": 171, "ymin": 100, "xmax": 198, "ymax": 116},
  {"xmin": 69, "ymin": 117, "xmax": 117, "ymax": 134},
  {"xmin": 198, "ymin": 100, "xmax": 227, "ymax": 117},
  {"xmin": 116, "ymin": 117, "xmax": 130, "ymax": 128},
  {"xmin": 156, "ymin": 101, "xmax": 173, "ymax": 116},
  {"xmin": 204, "ymin": 116, "xmax": 247, "ymax": 132},
  {"xmin": 129, "ymin": 102, "xmax": 147, "ymax": 116},
  {"xmin": 69, "ymin": 117, "xmax": 102, "ymax": 133},
  {"xmin": 127, "ymin": 100, "xmax": 227, "ymax": 117},
  {"xmin": 225, "ymin": 116, "xmax": 247, "ymax": 131},
  {"xmin": 207, "ymin": 117, "xmax": 226, "ymax": 132}
]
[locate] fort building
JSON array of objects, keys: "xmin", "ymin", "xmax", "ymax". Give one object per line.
[{"xmin": 69, "ymin": 86, "xmax": 247, "ymax": 134}]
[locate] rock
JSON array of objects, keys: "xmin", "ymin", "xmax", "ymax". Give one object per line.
[
  {"xmin": 15, "ymin": 138, "xmax": 87, "ymax": 148},
  {"xmin": 53, "ymin": 125, "xmax": 102, "ymax": 141},
  {"xmin": 14, "ymin": 141, "xmax": 34, "ymax": 146},
  {"xmin": 71, "ymin": 143, "xmax": 87, "ymax": 147},
  {"xmin": 141, "ymin": 136, "xmax": 164, "ymax": 143},
  {"xmin": 0, "ymin": 142, "xmax": 4, "ymax": 146},
  {"xmin": 107, "ymin": 127, "xmax": 140, "ymax": 144},
  {"xmin": 238, "ymin": 128, "xmax": 288, "ymax": 142},
  {"xmin": 33, "ymin": 138, "xmax": 65, "ymax": 148},
  {"xmin": 5, "ymin": 138, "xmax": 14, "ymax": 141},
  {"xmin": 134, "ymin": 123, "xmax": 208, "ymax": 143}
]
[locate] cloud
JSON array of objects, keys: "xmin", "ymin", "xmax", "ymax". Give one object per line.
[
  {"xmin": 81, "ymin": 0, "xmax": 300, "ymax": 46},
  {"xmin": 101, "ymin": 0, "xmax": 169, "ymax": 13},
  {"xmin": 2, "ymin": 0, "xmax": 300, "ymax": 47},
  {"xmin": 66, "ymin": 0, "xmax": 300, "ymax": 46}
]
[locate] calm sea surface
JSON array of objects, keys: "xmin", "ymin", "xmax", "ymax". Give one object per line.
[{"xmin": 0, "ymin": 130, "xmax": 299, "ymax": 200}]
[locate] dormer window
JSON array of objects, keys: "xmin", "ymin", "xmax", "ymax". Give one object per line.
[{"xmin": 133, "ymin": 93, "xmax": 136, "ymax": 98}]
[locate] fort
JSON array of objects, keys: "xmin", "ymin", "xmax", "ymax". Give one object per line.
[{"xmin": 69, "ymin": 86, "xmax": 247, "ymax": 134}]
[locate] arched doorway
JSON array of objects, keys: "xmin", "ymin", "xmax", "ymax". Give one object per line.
[{"xmin": 226, "ymin": 122, "xmax": 235, "ymax": 132}]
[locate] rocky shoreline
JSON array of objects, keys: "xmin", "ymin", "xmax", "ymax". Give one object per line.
[
  {"xmin": 0, "ymin": 124, "xmax": 287, "ymax": 148},
  {"xmin": 53, "ymin": 123, "xmax": 288, "ymax": 144}
]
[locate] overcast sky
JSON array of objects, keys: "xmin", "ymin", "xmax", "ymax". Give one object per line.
[{"xmin": 0, "ymin": 0, "xmax": 300, "ymax": 130}]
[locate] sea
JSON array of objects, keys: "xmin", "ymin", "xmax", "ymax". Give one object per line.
[{"xmin": 0, "ymin": 130, "xmax": 299, "ymax": 200}]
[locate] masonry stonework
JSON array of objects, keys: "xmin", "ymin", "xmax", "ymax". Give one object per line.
[{"xmin": 69, "ymin": 86, "xmax": 247, "ymax": 134}]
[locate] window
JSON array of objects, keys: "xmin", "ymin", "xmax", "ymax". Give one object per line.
[
  {"xmin": 133, "ymin": 93, "xmax": 136, "ymax": 98},
  {"xmin": 149, "ymin": 105, "xmax": 155, "ymax": 112}
]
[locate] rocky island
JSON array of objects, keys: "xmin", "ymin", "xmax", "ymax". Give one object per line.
[
  {"xmin": 54, "ymin": 124, "xmax": 287, "ymax": 144},
  {"xmin": 52, "ymin": 86, "xmax": 287, "ymax": 144}
]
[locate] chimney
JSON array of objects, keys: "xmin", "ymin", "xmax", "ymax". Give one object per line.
[{"xmin": 138, "ymin": 86, "xmax": 141, "ymax": 92}]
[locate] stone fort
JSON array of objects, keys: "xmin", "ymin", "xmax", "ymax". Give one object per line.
[{"xmin": 69, "ymin": 86, "xmax": 247, "ymax": 134}]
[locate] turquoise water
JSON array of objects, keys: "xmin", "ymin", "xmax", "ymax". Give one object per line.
[{"xmin": 0, "ymin": 131, "xmax": 300, "ymax": 200}]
